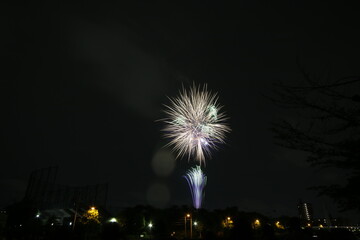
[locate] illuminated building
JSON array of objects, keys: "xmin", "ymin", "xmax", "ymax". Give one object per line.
[{"xmin": 297, "ymin": 200, "xmax": 313, "ymax": 226}]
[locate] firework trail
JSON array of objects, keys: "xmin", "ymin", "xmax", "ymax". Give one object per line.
[
  {"xmin": 184, "ymin": 166, "xmax": 207, "ymax": 209},
  {"xmin": 162, "ymin": 84, "xmax": 230, "ymax": 164}
]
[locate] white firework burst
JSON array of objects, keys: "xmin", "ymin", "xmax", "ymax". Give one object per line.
[{"xmin": 162, "ymin": 84, "xmax": 230, "ymax": 164}]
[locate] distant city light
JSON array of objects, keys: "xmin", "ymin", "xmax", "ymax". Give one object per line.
[
  {"xmin": 275, "ymin": 221, "xmax": 285, "ymax": 229},
  {"xmin": 253, "ymin": 219, "xmax": 261, "ymax": 229},
  {"xmin": 194, "ymin": 221, "xmax": 198, "ymax": 226},
  {"xmin": 224, "ymin": 216, "xmax": 234, "ymax": 228},
  {"xmin": 148, "ymin": 222, "xmax": 153, "ymax": 229},
  {"xmin": 109, "ymin": 218, "xmax": 118, "ymax": 223}
]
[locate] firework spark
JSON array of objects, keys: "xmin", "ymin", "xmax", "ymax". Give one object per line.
[
  {"xmin": 184, "ymin": 166, "xmax": 207, "ymax": 209},
  {"xmin": 162, "ymin": 84, "xmax": 230, "ymax": 164}
]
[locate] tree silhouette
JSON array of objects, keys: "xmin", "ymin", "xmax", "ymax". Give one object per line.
[{"xmin": 271, "ymin": 63, "xmax": 360, "ymax": 211}]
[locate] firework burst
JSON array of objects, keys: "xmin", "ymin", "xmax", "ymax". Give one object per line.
[
  {"xmin": 184, "ymin": 166, "xmax": 207, "ymax": 209},
  {"xmin": 162, "ymin": 84, "xmax": 230, "ymax": 164}
]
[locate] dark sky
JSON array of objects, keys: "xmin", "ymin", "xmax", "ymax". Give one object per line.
[{"xmin": 2, "ymin": 2, "xmax": 360, "ymax": 221}]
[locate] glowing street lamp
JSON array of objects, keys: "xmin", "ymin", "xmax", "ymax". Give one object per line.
[
  {"xmin": 148, "ymin": 222, "xmax": 153, "ymax": 239},
  {"xmin": 193, "ymin": 221, "xmax": 202, "ymax": 238},
  {"xmin": 184, "ymin": 213, "xmax": 193, "ymax": 239}
]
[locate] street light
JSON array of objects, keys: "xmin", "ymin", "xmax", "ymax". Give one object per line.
[
  {"xmin": 184, "ymin": 213, "xmax": 193, "ymax": 239},
  {"xmin": 148, "ymin": 222, "xmax": 153, "ymax": 239},
  {"xmin": 193, "ymin": 221, "xmax": 201, "ymax": 238}
]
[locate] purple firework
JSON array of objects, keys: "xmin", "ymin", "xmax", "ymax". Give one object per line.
[{"xmin": 184, "ymin": 166, "xmax": 207, "ymax": 209}]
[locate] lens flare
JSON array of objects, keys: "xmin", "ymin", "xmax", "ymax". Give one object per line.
[
  {"xmin": 184, "ymin": 166, "xmax": 207, "ymax": 209},
  {"xmin": 162, "ymin": 84, "xmax": 230, "ymax": 164}
]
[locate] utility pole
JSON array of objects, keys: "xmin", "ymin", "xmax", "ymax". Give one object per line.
[
  {"xmin": 190, "ymin": 216, "xmax": 193, "ymax": 239},
  {"xmin": 184, "ymin": 215, "xmax": 187, "ymax": 238}
]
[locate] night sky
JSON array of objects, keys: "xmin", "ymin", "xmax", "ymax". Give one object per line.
[{"xmin": 2, "ymin": 2, "xmax": 360, "ymax": 221}]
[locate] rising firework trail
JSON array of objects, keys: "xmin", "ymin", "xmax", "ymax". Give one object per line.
[
  {"xmin": 162, "ymin": 84, "xmax": 230, "ymax": 165},
  {"xmin": 184, "ymin": 166, "xmax": 207, "ymax": 209}
]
